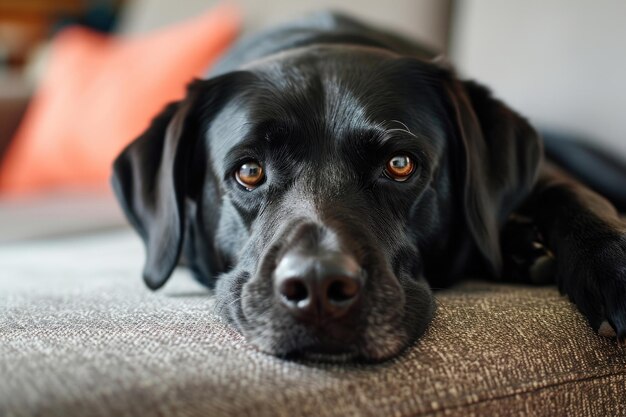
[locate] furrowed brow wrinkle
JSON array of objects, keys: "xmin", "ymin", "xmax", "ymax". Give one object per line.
[{"xmin": 224, "ymin": 121, "xmax": 295, "ymax": 166}]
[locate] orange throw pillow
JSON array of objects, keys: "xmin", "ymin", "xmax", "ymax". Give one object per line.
[{"xmin": 0, "ymin": 3, "xmax": 240, "ymax": 194}]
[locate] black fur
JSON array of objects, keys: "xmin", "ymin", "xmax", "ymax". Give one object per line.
[{"xmin": 112, "ymin": 12, "xmax": 626, "ymax": 361}]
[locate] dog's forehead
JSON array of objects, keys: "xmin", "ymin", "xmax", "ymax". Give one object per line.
[
  {"xmin": 241, "ymin": 44, "xmax": 401, "ymax": 74},
  {"xmin": 246, "ymin": 45, "xmax": 430, "ymax": 103},
  {"xmin": 207, "ymin": 45, "xmax": 447, "ymax": 165}
]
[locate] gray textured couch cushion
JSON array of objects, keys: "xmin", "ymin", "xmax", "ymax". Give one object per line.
[
  {"xmin": 1, "ymin": 231, "xmax": 625, "ymax": 416},
  {"xmin": 0, "ymin": 191, "xmax": 126, "ymax": 243}
]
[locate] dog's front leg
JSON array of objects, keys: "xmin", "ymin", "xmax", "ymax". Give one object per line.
[{"xmin": 519, "ymin": 163, "xmax": 626, "ymax": 343}]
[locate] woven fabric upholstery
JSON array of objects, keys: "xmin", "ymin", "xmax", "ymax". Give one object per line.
[{"xmin": 1, "ymin": 231, "xmax": 625, "ymax": 417}]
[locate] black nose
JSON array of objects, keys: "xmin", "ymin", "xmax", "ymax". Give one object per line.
[{"xmin": 274, "ymin": 251, "xmax": 362, "ymax": 323}]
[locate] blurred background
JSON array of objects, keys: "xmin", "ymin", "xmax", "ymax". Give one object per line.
[{"xmin": 0, "ymin": 0, "xmax": 624, "ymax": 243}]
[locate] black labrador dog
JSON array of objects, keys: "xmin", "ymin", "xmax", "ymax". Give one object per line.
[{"xmin": 112, "ymin": 12, "xmax": 626, "ymax": 361}]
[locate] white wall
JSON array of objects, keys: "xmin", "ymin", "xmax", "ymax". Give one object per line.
[
  {"xmin": 451, "ymin": 0, "xmax": 626, "ymax": 156},
  {"xmin": 120, "ymin": 0, "xmax": 451, "ymax": 51}
]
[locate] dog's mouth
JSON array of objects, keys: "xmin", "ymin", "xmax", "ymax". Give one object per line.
[
  {"xmin": 224, "ymin": 268, "xmax": 435, "ymax": 363},
  {"xmin": 216, "ymin": 283, "xmax": 434, "ymax": 363}
]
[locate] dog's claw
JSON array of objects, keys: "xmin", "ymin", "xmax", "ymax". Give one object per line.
[{"xmin": 598, "ymin": 320, "xmax": 617, "ymax": 338}]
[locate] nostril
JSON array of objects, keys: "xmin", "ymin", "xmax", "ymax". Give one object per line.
[
  {"xmin": 280, "ymin": 278, "xmax": 309, "ymax": 303},
  {"xmin": 327, "ymin": 277, "xmax": 360, "ymax": 304}
]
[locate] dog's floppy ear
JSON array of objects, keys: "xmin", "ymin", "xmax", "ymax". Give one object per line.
[
  {"xmin": 111, "ymin": 73, "xmax": 246, "ymax": 290},
  {"xmin": 446, "ymin": 79, "xmax": 542, "ymax": 276}
]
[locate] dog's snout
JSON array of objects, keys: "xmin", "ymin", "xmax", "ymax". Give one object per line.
[{"xmin": 274, "ymin": 251, "xmax": 362, "ymax": 323}]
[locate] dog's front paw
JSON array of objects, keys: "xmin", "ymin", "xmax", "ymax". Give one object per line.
[{"xmin": 559, "ymin": 232, "xmax": 626, "ymax": 345}]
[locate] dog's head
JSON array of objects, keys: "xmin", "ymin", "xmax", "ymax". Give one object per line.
[{"xmin": 112, "ymin": 46, "xmax": 540, "ymax": 361}]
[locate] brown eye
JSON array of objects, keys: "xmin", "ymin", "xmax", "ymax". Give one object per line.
[
  {"xmin": 235, "ymin": 161, "xmax": 264, "ymax": 190},
  {"xmin": 385, "ymin": 155, "xmax": 415, "ymax": 181}
]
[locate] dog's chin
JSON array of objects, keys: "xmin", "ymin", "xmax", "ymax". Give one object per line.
[
  {"xmin": 281, "ymin": 342, "xmax": 360, "ymax": 363},
  {"xmin": 239, "ymin": 326, "xmax": 414, "ymax": 363},
  {"xmin": 292, "ymin": 350, "xmax": 359, "ymax": 363}
]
